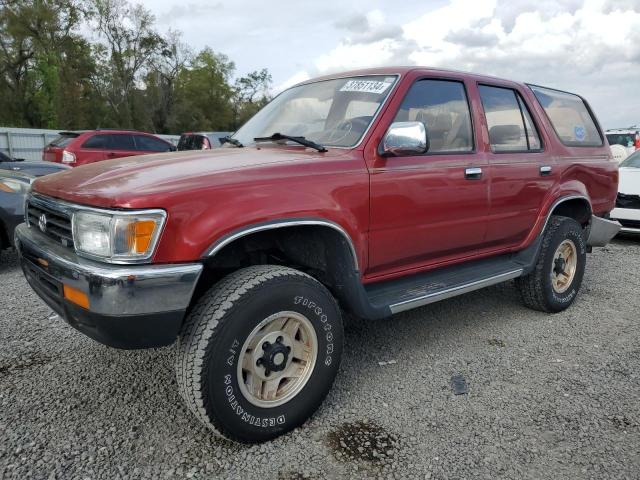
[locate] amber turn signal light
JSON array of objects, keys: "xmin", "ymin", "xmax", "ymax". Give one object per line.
[{"xmin": 63, "ymin": 284, "xmax": 90, "ymax": 309}]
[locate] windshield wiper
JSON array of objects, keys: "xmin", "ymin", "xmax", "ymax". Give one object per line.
[
  {"xmin": 253, "ymin": 133, "xmax": 327, "ymax": 152},
  {"xmin": 220, "ymin": 136, "xmax": 243, "ymax": 147}
]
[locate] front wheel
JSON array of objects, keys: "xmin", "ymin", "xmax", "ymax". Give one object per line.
[
  {"xmin": 175, "ymin": 265, "xmax": 343, "ymax": 443},
  {"xmin": 516, "ymin": 215, "xmax": 587, "ymax": 313}
]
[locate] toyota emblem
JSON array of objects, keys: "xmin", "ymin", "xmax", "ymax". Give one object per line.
[{"xmin": 38, "ymin": 213, "xmax": 47, "ymax": 233}]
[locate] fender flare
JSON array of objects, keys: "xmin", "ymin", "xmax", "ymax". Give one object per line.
[{"xmin": 200, "ymin": 217, "xmax": 360, "ymax": 271}]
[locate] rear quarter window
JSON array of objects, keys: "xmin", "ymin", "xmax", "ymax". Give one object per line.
[{"xmin": 529, "ymin": 86, "xmax": 602, "ymax": 147}]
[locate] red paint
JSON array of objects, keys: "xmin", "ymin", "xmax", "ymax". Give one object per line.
[{"xmin": 33, "ymin": 67, "xmax": 618, "ymax": 283}]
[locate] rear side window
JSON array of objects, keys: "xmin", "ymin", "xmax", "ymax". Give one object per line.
[
  {"xmin": 108, "ymin": 134, "xmax": 135, "ymax": 150},
  {"xmin": 606, "ymin": 133, "xmax": 635, "ymax": 148},
  {"xmin": 478, "ymin": 85, "xmax": 541, "ymax": 152},
  {"xmin": 49, "ymin": 134, "xmax": 78, "ymax": 148},
  {"xmin": 134, "ymin": 135, "xmax": 171, "ymax": 152},
  {"xmin": 393, "ymin": 79, "xmax": 473, "ymax": 153},
  {"xmin": 529, "ymin": 85, "xmax": 602, "ymax": 147},
  {"xmin": 81, "ymin": 134, "xmax": 109, "ymax": 149}
]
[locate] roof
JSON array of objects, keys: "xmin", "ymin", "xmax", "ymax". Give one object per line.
[{"xmin": 294, "ymin": 66, "xmax": 529, "ymax": 89}]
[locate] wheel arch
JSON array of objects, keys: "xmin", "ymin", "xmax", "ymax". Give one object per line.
[
  {"xmin": 540, "ymin": 194, "xmax": 592, "ymax": 236},
  {"xmin": 201, "ymin": 218, "xmax": 359, "ymax": 271},
  {"xmin": 194, "ymin": 218, "xmax": 383, "ymax": 319}
]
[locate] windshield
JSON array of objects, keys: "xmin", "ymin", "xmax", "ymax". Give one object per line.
[
  {"xmin": 232, "ymin": 75, "xmax": 398, "ymax": 148},
  {"xmin": 620, "ymin": 150, "xmax": 640, "ymax": 168}
]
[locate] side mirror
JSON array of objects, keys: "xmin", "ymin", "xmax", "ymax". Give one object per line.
[{"xmin": 379, "ymin": 121, "xmax": 429, "ymax": 157}]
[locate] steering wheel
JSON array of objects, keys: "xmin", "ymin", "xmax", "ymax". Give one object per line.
[{"xmin": 319, "ymin": 117, "xmax": 370, "ymax": 145}]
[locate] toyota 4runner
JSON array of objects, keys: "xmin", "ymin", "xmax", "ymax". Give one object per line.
[{"xmin": 15, "ymin": 67, "xmax": 620, "ymax": 443}]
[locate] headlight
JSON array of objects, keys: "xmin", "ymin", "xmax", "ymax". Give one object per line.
[
  {"xmin": 0, "ymin": 178, "xmax": 31, "ymax": 194},
  {"xmin": 72, "ymin": 210, "xmax": 166, "ymax": 262}
]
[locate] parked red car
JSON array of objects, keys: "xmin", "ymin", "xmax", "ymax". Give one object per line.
[
  {"xmin": 43, "ymin": 129, "xmax": 176, "ymax": 167},
  {"xmin": 18, "ymin": 67, "xmax": 619, "ymax": 443}
]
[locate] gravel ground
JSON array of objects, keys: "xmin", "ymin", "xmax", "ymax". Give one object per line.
[{"xmin": 1, "ymin": 238, "xmax": 639, "ymax": 480}]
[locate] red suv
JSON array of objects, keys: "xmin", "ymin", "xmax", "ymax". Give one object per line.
[
  {"xmin": 43, "ymin": 129, "xmax": 176, "ymax": 167},
  {"xmin": 18, "ymin": 67, "xmax": 620, "ymax": 443}
]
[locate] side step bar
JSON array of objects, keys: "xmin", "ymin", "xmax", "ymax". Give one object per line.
[
  {"xmin": 388, "ymin": 268, "xmax": 521, "ymax": 313},
  {"xmin": 340, "ymin": 237, "xmax": 542, "ymax": 320}
]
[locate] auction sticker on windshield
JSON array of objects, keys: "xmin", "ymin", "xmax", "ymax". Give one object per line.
[{"xmin": 340, "ymin": 80, "xmax": 393, "ymax": 94}]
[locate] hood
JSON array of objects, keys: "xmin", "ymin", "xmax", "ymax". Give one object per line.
[
  {"xmin": 619, "ymin": 167, "xmax": 640, "ymax": 195},
  {"xmin": 32, "ymin": 146, "xmax": 347, "ymax": 208}
]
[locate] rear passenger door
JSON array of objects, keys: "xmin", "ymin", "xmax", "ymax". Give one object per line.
[
  {"xmin": 477, "ymin": 84, "xmax": 554, "ymax": 249},
  {"xmin": 105, "ymin": 134, "xmax": 137, "ymax": 159},
  {"xmin": 76, "ymin": 134, "xmax": 108, "ymax": 164}
]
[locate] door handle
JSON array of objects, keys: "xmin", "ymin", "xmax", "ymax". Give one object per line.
[
  {"xmin": 540, "ymin": 165, "xmax": 552, "ymax": 176},
  {"xmin": 464, "ymin": 167, "xmax": 482, "ymax": 180}
]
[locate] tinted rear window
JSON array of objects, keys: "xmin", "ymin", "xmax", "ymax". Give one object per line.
[
  {"xmin": 178, "ymin": 135, "xmax": 205, "ymax": 150},
  {"xmin": 529, "ymin": 86, "xmax": 602, "ymax": 147},
  {"xmin": 108, "ymin": 134, "xmax": 135, "ymax": 150},
  {"xmin": 49, "ymin": 134, "xmax": 78, "ymax": 148},
  {"xmin": 81, "ymin": 134, "xmax": 109, "ymax": 149},
  {"xmin": 606, "ymin": 133, "xmax": 635, "ymax": 148}
]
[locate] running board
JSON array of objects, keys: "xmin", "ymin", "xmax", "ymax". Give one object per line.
[{"xmin": 364, "ymin": 255, "xmax": 526, "ymax": 315}]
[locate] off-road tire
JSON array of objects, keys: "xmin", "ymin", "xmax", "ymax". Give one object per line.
[
  {"xmin": 175, "ymin": 265, "xmax": 343, "ymax": 443},
  {"xmin": 516, "ymin": 215, "xmax": 586, "ymax": 313}
]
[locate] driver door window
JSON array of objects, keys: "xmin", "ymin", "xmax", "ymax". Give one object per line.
[{"xmin": 392, "ymin": 79, "xmax": 473, "ymax": 153}]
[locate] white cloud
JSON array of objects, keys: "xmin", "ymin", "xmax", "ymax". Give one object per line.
[
  {"xmin": 144, "ymin": 0, "xmax": 639, "ymax": 127},
  {"xmin": 302, "ymin": 0, "xmax": 640, "ymax": 127},
  {"xmin": 275, "ymin": 71, "xmax": 311, "ymax": 92}
]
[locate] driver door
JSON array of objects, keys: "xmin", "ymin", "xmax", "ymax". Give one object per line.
[{"xmin": 367, "ymin": 77, "xmax": 490, "ymax": 277}]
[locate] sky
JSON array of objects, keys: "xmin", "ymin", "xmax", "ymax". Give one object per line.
[{"xmin": 141, "ymin": 0, "xmax": 640, "ymax": 129}]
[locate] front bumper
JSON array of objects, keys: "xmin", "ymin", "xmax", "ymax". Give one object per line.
[
  {"xmin": 610, "ymin": 207, "xmax": 640, "ymax": 234},
  {"xmin": 586, "ymin": 215, "xmax": 621, "ymax": 247},
  {"xmin": 15, "ymin": 223, "xmax": 203, "ymax": 349}
]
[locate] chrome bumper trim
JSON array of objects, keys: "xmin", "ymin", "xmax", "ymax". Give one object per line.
[
  {"xmin": 587, "ymin": 215, "xmax": 621, "ymax": 247},
  {"xmin": 15, "ymin": 223, "xmax": 202, "ymax": 316}
]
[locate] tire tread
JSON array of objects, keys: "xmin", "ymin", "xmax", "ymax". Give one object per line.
[{"xmin": 175, "ymin": 265, "xmax": 323, "ymax": 442}]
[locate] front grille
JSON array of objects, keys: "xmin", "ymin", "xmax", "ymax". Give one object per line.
[
  {"xmin": 619, "ymin": 219, "xmax": 640, "ymax": 230},
  {"xmin": 21, "ymin": 258, "xmax": 65, "ymax": 315},
  {"xmin": 616, "ymin": 193, "xmax": 640, "ymax": 210},
  {"xmin": 27, "ymin": 198, "xmax": 74, "ymax": 248}
]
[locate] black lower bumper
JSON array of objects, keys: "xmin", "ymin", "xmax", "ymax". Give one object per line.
[
  {"xmin": 21, "ymin": 255, "xmax": 184, "ymax": 349},
  {"xmin": 16, "ymin": 223, "xmax": 203, "ymax": 350}
]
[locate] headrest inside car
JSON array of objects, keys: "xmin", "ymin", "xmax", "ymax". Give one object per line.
[{"xmin": 489, "ymin": 124, "xmax": 522, "ymax": 144}]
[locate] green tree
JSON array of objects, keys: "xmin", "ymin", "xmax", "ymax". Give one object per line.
[
  {"xmin": 0, "ymin": 0, "xmax": 92, "ymax": 128},
  {"xmin": 232, "ymin": 68, "xmax": 272, "ymax": 128},
  {"xmin": 89, "ymin": 0, "xmax": 165, "ymax": 128},
  {"xmin": 170, "ymin": 47, "xmax": 235, "ymax": 132}
]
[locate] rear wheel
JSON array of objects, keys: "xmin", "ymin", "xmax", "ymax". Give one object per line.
[
  {"xmin": 516, "ymin": 216, "xmax": 587, "ymax": 313},
  {"xmin": 175, "ymin": 265, "xmax": 343, "ymax": 443}
]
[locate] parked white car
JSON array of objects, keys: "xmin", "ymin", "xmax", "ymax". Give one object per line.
[
  {"xmin": 610, "ymin": 150, "xmax": 640, "ymax": 234},
  {"xmin": 606, "ymin": 128, "xmax": 639, "ymax": 158}
]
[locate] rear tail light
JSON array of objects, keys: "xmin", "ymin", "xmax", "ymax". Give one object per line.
[{"xmin": 62, "ymin": 150, "xmax": 76, "ymax": 164}]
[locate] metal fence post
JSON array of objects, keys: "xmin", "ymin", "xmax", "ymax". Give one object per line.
[{"xmin": 6, "ymin": 131, "xmax": 13, "ymax": 157}]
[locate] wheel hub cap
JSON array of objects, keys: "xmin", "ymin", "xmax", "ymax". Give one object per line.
[
  {"xmin": 237, "ymin": 311, "xmax": 318, "ymax": 408},
  {"xmin": 259, "ymin": 337, "xmax": 290, "ymax": 375},
  {"xmin": 551, "ymin": 239, "xmax": 578, "ymax": 294}
]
